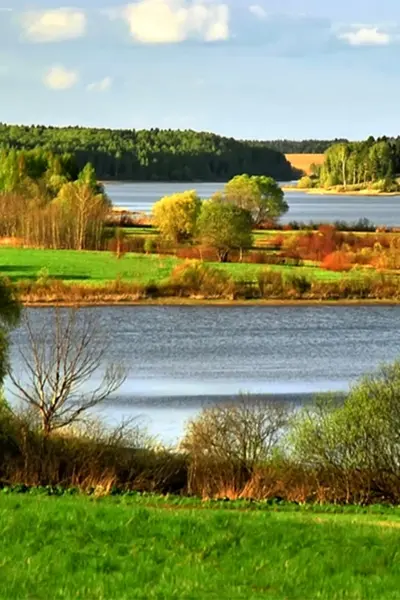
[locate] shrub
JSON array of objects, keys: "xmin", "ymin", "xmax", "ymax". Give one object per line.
[
  {"xmin": 244, "ymin": 252, "xmax": 285, "ymax": 265},
  {"xmin": 286, "ymin": 274, "xmax": 312, "ymax": 297},
  {"xmin": 297, "ymin": 175, "xmax": 314, "ymax": 189},
  {"xmin": 291, "ymin": 362, "xmax": 400, "ymax": 503},
  {"xmin": 144, "ymin": 238, "xmax": 157, "ymax": 254},
  {"xmin": 175, "ymin": 246, "xmax": 218, "ymax": 262},
  {"xmin": 123, "ymin": 236, "xmax": 146, "ymax": 253},
  {"xmin": 169, "ymin": 261, "xmax": 233, "ymax": 298},
  {"xmin": 257, "ymin": 269, "xmax": 284, "ymax": 298},
  {"xmin": 322, "ymin": 251, "xmax": 352, "ymax": 272},
  {"xmin": 182, "ymin": 396, "xmax": 291, "ymax": 497}
]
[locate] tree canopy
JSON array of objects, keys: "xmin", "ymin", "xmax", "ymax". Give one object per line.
[
  {"xmin": 214, "ymin": 174, "xmax": 288, "ymax": 225},
  {"xmin": 0, "ymin": 148, "xmax": 109, "ymax": 250},
  {"xmin": 152, "ymin": 190, "xmax": 201, "ymax": 244},
  {"xmin": 197, "ymin": 201, "xmax": 253, "ymax": 262},
  {"xmin": 315, "ymin": 139, "xmax": 396, "ymax": 189},
  {"xmin": 0, "ymin": 124, "xmax": 295, "ymax": 182}
]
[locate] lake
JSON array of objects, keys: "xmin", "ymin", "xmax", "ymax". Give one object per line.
[
  {"xmin": 8, "ymin": 306, "xmax": 400, "ymax": 444},
  {"xmin": 104, "ymin": 182, "xmax": 400, "ymax": 226}
]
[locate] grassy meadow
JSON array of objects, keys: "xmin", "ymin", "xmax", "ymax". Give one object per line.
[
  {"xmin": 1, "ymin": 493, "xmax": 400, "ymax": 600},
  {"xmin": 0, "ymin": 247, "xmax": 353, "ymax": 286}
]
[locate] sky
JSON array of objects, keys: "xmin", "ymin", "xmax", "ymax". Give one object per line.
[{"xmin": 1, "ymin": 0, "xmax": 400, "ymax": 140}]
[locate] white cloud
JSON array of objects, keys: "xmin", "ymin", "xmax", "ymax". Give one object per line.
[
  {"xmin": 249, "ymin": 5, "xmax": 267, "ymax": 20},
  {"xmin": 43, "ymin": 66, "xmax": 79, "ymax": 90},
  {"xmin": 339, "ymin": 26, "xmax": 391, "ymax": 46},
  {"xmin": 21, "ymin": 8, "xmax": 86, "ymax": 43},
  {"xmin": 87, "ymin": 76, "xmax": 112, "ymax": 92},
  {"xmin": 120, "ymin": 0, "xmax": 229, "ymax": 44}
]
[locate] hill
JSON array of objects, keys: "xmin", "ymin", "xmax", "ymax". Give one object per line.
[{"xmin": 0, "ymin": 124, "xmax": 294, "ymax": 182}]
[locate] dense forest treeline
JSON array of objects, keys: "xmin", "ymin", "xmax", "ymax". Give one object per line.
[
  {"xmin": 0, "ymin": 124, "xmax": 294, "ymax": 182},
  {"xmin": 264, "ymin": 139, "xmax": 347, "ymax": 154},
  {"xmin": 266, "ymin": 136, "xmax": 400, "ymax": 169},
  {"xmin": 299, "ymin": 138, "xmax": 400, "ymax": 191}
]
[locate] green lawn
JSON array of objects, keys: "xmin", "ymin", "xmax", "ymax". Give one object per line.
[
  {"xmin": 1, "ymin": 494, "xmax": 400, "ymax": 599},
  {"xmin": 0, "ymin": 248, "xmax": 352, "ymax": 285}
]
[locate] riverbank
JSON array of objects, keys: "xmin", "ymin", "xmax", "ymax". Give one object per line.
[
  {"xmin": 22, "ymin": 297, "xmax": 400, "ymax": 307},
  {"xmin": 4, "ymin": 245, "xmax": 400, "ymax": 305},
  {"xmin": 282, "ymin": 186, "xmax": 400, "ymax": 197}
]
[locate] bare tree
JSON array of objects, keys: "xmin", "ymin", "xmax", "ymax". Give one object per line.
[
  {"xmin": 182, "ymin": 395, "xmax": 291, "ymax": 471},
  {"xmin": 8, "ymin": 307, "xmax": 126, "ymax": 435}
]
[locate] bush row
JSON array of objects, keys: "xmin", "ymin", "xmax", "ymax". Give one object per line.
[{"xmin": 15, "ymin": 264, "xmax": 400, "ymax": 302}]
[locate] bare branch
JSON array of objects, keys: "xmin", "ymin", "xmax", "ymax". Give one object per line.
[{"xmin": 8, "ymin": 307, "xmax": 127, "ymax": 435}]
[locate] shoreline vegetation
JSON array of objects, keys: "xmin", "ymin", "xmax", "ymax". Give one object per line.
[
  {"xmin": 282, "ymin": 185, "xmax": 400, "ymax": 196},
  {"xmin": 2, "ymin": 142, "xmax": 400, "ymax": 305}
]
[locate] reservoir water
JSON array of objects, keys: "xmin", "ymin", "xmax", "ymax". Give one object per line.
[
  {"xmin": 8, "ymin": 306, "xmax": 400, "ymax": 444},
  {"xmin": 104, "ymin": 182, "xmax": 400, "ymax": 226}
]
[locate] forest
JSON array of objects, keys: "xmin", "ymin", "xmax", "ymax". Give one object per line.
[
  {"xmin": 0, "ymin": 148, "xmax": 109, "ymax": 250},
  {"xmin": 301, "ymin": 139, "xmax": 399, "ymax": 191},
  {"xmin": 266, "ymin": 136, "xmax": 400, "ymax": 170},
  {"xmin": 0, "ymin": 124, "xmax": 294, "ymax": 182}
]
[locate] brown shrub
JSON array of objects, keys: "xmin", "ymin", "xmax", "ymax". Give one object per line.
[
  {"xmin": 169, "ymin": 260, "xmax": 233, "ymax": 298},
  {"xmin": 257, "ymin": 269, "xmax": 285, "ymax": 298},
  {"xmin": 0, "ymin": 410, "xmax": 187, "ymax": 493},
  {"xmin": 176, "ymin": 246, "xmax": 218, "ymax": 262}
]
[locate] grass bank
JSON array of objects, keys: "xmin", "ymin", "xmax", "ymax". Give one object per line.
[
  {"xmin": 1, "ymin": 493, "xmax": 400, "ymax": 599},
  {"xmin": 3, "ymin": 247, "xmax": 400, "ymax": 305}
]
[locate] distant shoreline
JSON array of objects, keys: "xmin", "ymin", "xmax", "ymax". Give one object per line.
[
  {"xmin": 23, "ymin": 298, "xmax": 400, "ymax": 308},
  {"xmin": 282, "ymin": 186, "xmax": 400, "ymax": 197}
]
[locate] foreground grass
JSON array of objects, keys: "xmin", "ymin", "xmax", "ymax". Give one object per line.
[
  {"xmin": 1, "ymin": 494, "xmax": 400, "ymax": 599},
  {"xmin": 0, "ymin": 247, "xmax": 352, "ymax": 285}
]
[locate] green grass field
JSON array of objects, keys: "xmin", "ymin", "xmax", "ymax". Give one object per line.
[
  {"xmin": 0, "ymin": 248, "xmax": 351, "ymax": 285},
  {"xmin": 1, "ymin": 493, "xmax": 400, "ymax": 599}
]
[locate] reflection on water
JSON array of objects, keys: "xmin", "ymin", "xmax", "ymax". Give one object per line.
[
  {"xmin": 105, "ymin": 181, "xmax": 400, "ymax": 226},
  {"xmin": 7, "ymin": 306, "xmax": 400, "ymax": 443}
]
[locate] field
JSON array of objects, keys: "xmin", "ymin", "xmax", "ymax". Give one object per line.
[
  {"xmin": 285, "ymin": 153, "xmax": 325, "ymax": 175},
  {"xmin": 0, "ymin": 247, "xmax": 352, "ymax": 286},
  {"xmin": 1, "ymin": 493, "xmax": 400, "ymax": 599}
]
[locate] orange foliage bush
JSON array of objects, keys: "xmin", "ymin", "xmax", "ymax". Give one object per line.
[{"xmin": 322, "ymin": 251, "xmax": 352, "ymax": 272}]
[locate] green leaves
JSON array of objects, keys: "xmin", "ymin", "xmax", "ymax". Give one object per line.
[
  {"xmin": 153, "ymin": 190, "xmax": 201, "ymax": 244},
  {"xmin": 197, "ymin": 201, "xmax": 253, "ymax": 262},
  {"xmin": 216, "ymin": 174, "xmax": 288, "ymax": 226}
]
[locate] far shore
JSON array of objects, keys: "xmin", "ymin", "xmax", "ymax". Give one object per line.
[
  {"xmin": 282, "ymin": 186, "xmax": 400, "ymax": 197},
  {"xmin": 23, "ymin": 297, "xmax": 400, "ymax": 308}
]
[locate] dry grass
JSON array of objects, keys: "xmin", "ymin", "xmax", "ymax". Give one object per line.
[{"xmin": 286, "ymin": 153, "xmax": 325, "ymax": 175}]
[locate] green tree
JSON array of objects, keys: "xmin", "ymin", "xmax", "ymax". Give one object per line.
[
  {"xmin": 197, "ymin": 201, "xmax": 253, "ymax": 262},
  {"xmin": 78, "ymin": 162, "xmax": 105, "ymax": 196},
  {"xmin": 292, "ymin": 362, "xmax": 400, "ymax": 482},
  {"xmin": 215, "ymin": 174, "xmax": 288, "ymax": 226},
  {"xmin": 152, "ymin": 190, "xmax": 201, "ymax": 244}
]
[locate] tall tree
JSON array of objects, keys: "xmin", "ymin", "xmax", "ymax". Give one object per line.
[
  {"xmin": 215, "ymin": 174, "xmax": 288, "ymax": 226},
  {"xmin": 197, "ymin": 201, "xmax": 253, "ymax": 262}
]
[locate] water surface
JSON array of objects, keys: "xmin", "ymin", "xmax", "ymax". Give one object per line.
[
  {"xmin": 104, "ymin": 182, "xmax": 400, "ymax": 226},
  {"xmin": 8, "ymin": 306, "xmax": 400, "ymax": 443}
]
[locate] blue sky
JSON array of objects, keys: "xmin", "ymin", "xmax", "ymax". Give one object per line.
[{"xmin": 1, "ymin": 0, "xmax": 400, "ymax": 140}]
